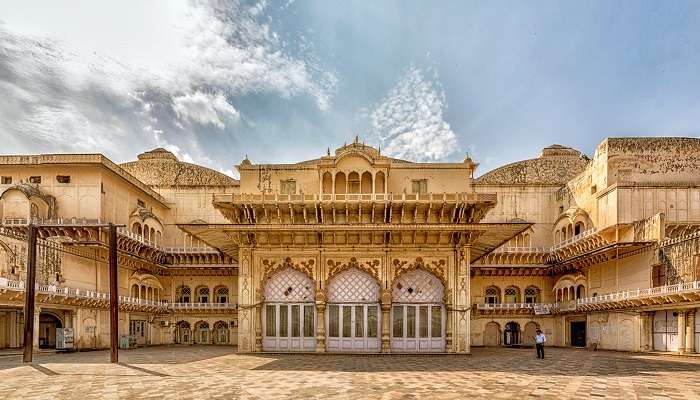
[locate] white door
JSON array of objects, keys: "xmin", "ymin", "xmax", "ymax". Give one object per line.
[
  {"xmin": 263, "ymin": 303, "xmax": 316, "ymax": 351},
  {"xmin": 695, "ymin": 309, "xmax": 700, "ymax": 353},
  {"xmin": 391, "ymin": 304, "xmax": 444, "ymax": 352},
  {"xmin": 326, "ymin": 303, "xmax": 380, "ymax": 352},
  {"xmin": 653, "ymin": 310, "xmax": 678, "ymax": 352},
  {"xmin": 262, "ymin": 267, "xmax": 317, "ymax": 352}
]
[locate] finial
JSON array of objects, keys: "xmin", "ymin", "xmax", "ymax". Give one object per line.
[
  {"xmin": 355, "ymin": 135, "xmax": 359, "ymax": 144},
  {"xmin": 326, "ymin": 147, "xmax": 331, "ymax": 156},
  {"xmin": 378, "ymin": 146, "xmax": 381, "ymax": 155}
]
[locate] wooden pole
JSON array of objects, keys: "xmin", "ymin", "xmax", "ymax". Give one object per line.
[
  {"xmin": 22, "ymin": 225, "xmax": 37, "ymax": 363},
  {"xmin": 109, "ymin": 223, "xmax": 119, "ymax": 363}
]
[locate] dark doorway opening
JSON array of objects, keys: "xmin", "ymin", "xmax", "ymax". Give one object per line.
[
  {"xmin": 39, "ymin": 313, "xmax": 62, "ymax": 349},
  {"xmin": 504, "ymin": 321, "xmax": 520, "ymax": 346},
  {"xmin": 570, "ymin": 321, "xmax": 586, "ymax": 347}
]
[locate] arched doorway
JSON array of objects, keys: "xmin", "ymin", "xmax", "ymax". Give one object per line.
[
  {"xmin": 174, "ymin": 321, "xmax": 191, "ymax": 344},
  {"xmin": 262, "ymin": 267, "xmax": 316, "ymax": 352},
  {"xmin": 504, "ymin": 321, "xmax": 520, "ymax": 346},
  {"xmin": 213, "ymin": 321, "xmax": 229, "ymax": 344},
  {"xmin": 39, "ymin": 313, "xmax": 62, "ymax": 349},
  {"xmin": 391, "ymin": 269, "xmax": 445, "ymax": 353},
  {"xmin": 326, "ymin": 268, "xmax": 380, "ymax": 352},
  {"xmin": 523, "ymin": 321, "xmax": 539, "ymax": 346},
  {"xmin": 484, "ymin": 322, "xmax": 500, "ymax": 346},
  {"xmin": 195, "ymin": 321, "xmax": 210, "ymax": 344}
]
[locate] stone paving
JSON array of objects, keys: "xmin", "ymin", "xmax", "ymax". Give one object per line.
[{"xmin": 0, "ymin": 346, "xmax": 699, "ymax": 399}]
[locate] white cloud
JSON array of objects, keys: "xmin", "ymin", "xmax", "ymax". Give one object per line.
[
  {"xmin": 0, "ymin": 0, "xmax": 336, "ymax": 169},
  {"xmin": 370, "ymin": 64, "xmax": 459, "ymax": 162},
  {"xmin": 173, "ymin": 91, "xmax": 239, "ymax": 129}
]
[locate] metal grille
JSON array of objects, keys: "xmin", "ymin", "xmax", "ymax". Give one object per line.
[
  {"xmin": 328, "ymin": 268, "xmax": 379, "ymax": 303},
  {"xmin": 393, "ymin": 269, "xmax": 444, "ymax": 303},
  {"xmin": 265, "ymin": 267, "xmax": 315, "ymax": 302}
]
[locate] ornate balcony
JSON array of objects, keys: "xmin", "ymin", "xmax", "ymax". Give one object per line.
[
  {"xmin": 475, "ymin": 302, "xmax": 539, "ymax": 315},
  {"xmin": 576, "ymin": 281, "xmax": 700, "ymax": 312}
]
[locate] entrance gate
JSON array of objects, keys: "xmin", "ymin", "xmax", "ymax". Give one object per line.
[
  {"xmin": 653, "ymin": 310, "xmax": 679, "ymax": 351},
  {"xmin": 262, "ymin": 268, "xmax": 316, "ymax": 351},
  {"xmin": 326, "ymin": 268, "xmax": 380, "ymax": 352},
  {"xmin": 390, "ymin": 269, "xmax": 445, "ymax": 352}
]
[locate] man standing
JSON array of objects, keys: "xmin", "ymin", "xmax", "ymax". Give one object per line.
[{"xmin": 535, "ymin": 329, "xmax": 546, "ymax": 359}]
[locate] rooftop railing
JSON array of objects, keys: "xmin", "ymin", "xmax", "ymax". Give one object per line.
[
  {"xmin": 550, "ymin": 227, "xmax": 599, "ymax": 251},
  {"xmin": 476, "ymin": 303, "xmax": 538, "ymax": 310},
  {"xmin": 217, "ymin": 192, "xmax": 496, "ymax": 204},
  {"xmin": 578, "ymin": 281, "xmax": 700, "ymax": 306}
]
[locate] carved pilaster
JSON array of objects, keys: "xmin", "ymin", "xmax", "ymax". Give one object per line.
[
  {"xmin": 237, "ymin": 247, "xmax": 254, "ymax": 352},
  {"xmin": 315, "ymin": 290, "xmax": 326, "ymax": 352},
  {"xmin": 381, "ymin": 288, "xmax": 392, "ymax": 353}
]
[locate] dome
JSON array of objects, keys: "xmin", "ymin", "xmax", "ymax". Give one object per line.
[
  {"xmin": 476, "ymin": 145, "xmax": 589, "ymax": 185},
  {"xmin": 120, "ymin": 149, "xmax": 238, "ymax": 187}
]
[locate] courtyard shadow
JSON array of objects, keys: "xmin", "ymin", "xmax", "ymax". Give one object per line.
[
  {"xmin": 250, "ymin": 347, "xmax": 700, "ymax": 378},
  {"xmin": 0, "ymin": 345, "xmax": 237, "ymax": 371}
]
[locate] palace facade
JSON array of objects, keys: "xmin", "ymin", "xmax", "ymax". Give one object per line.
[{"xmin": 0, "ymin": 137, "xmax": 699, "ymax": 354}]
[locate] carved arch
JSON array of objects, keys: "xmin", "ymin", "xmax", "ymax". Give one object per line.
[
  {"xmin": 392, "ymin": 257, "xmax": 447, "ymax": 287},
  {"xmin": 260, "ymin": 257, "xmax": 315, "ymax": 290}
]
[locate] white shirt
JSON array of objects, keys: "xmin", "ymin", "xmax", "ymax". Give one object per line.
[{"xmin": 535, "ymin": 333, "xmax": 546, "ymax": 344}]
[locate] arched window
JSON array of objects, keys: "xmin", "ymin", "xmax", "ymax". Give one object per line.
[
  {"xmin": 504, "ymin": 286, "xmax": 520, "ymax": 304},
  {"xmin": 215, "ymin": 286, "xmax": 229, "ymax": 303},
  {"xmin": 484, "ymin": 286, "xmax": 500, "ymax": 304},
  {"xmin": 347, "ymin": 172, "xmax": 360, "ymax": 194},
  {"xmin": 176, "ymin": 285, "xmax": 191, "ymax": 303},
  {"xmin": 322, "ymin": 172, "xmax": 333, "ymax": 194},
  {"xmin": 524, "ymin": 286, "xmax": 540, "ymax": 304},
  {"xmin": 196, "ymin": 286, "xmax": 210, "ymax": 303},
  {"xmin": 131, "ymin": 284, "xmax": 139, "ymax": 298},
  {"xmin": 361, "ymin": 172, "xmax": 372, "ymax": 194},
  {"xmin": 374, "ymin": 171, "xmax": 385, "ymax": 194},
  {"xmin": 576, "ymin": 284, "xmax": 585, "ymax": 299},
  {"xmin": 574, "ymin": 222, "xmax": 584, "ymax": 236},
  {"xmin": 335, "ymin": 172, "xmax": 346, "ymax": 195}
]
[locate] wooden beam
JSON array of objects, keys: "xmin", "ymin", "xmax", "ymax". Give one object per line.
[{"xmin": 22, "ymin": 225, "xmax": 37, "ymax": 363}]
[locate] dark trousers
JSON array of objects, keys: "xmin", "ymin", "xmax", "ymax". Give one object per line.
[{"xmin": 536, "ymin": 343, "xmax": 545, "ymax": 359}]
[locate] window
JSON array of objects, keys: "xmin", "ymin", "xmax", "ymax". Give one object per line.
[
  {"xmin": 591, "ymin": 185, "xmax": 597, "ymax": 194},
  {"xmin": 56, "ymin": 175, "xmax": 70, "ymax": 184},
  {"xmin": 176, "ymin": 286, "xmax": 191, "ymax": 303},
  {"xmin": 215, "ymin": 287, "xmax": 229, "ymax": 303},
  {"xmin": 652, "ymin": 264, "xmax": 666, "ymax": 287},
  {"xmin": 29, "ymin": 176, "xmax": 41, "ymax": 184},
  {"xmin": 197, "ymin": 287, "xmax": 210, "ymax": 303},
  {"xmin": 347, "ymin": 172, "xmax": 360, "ymax": 194},
  {"xmin": 1, "ymin": 176, "xmax": 11, "ymax": 184},
  {"xmin": 524, "ymin": 287, "xmax": 540, "ymax": 304},
  {"xmin": 137, "ymin": 199, "xmax": 145, "ymax": 208},
  {"xmin": 280, "ymin": 179, "xmax": 296, "ymax": 194},
  {"xmin": 484, "ymin": 286, "xmax": 500, "ymax": 304},
  {"xmin": 504, "ymin": 287, "xmax": 519, "ymax": 304},
  {"xmin": 411, "ymin": 179, "xmax": 428, "ymax": 194}
]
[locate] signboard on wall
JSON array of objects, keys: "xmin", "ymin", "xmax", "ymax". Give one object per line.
[{"xmin": 534, "ymin": 304, "xmax": 552, "ymax": 315}]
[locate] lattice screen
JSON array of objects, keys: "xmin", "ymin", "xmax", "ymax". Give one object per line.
[
  {"xmin": 328, "ymin": 268, "xmax": 379, "ymax": 303},
  {"xmin": 264, "ymin": 268, "xmax": 315, "ymax": 302},
  {"xmin": 393, "ymin": 269, "xmax": 444, "ymax": 303}
]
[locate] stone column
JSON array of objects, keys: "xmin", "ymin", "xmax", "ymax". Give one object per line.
[
  {"xmin": 237, "ymin": 248, "xmax": 254, "ymax": 352},
  {"xmin": 315, "ymin": 292, "xmax": 327, "ymax": 353},
  {"xmin": 32, "ymin": 308, "xmax": 40, "ymax": 351},
  {"xmin": 453, "ymin": 247, "xmax": 471, "ymax": 353},
  {"xmin": 9, "ymin": 310, "xmax": 18, "ymax": 348},
  {"xmin": 641, "ymin": 312, "xmax": 653, "ymax": 352},
  {"xmin": 678, "ymin": 310, "xmax": 686, "ymax": 354},
  {"xmin": 380, "ymin": 288, "xmax": 391, "ymax": 353},
  {"xmin": 686, "ymin": 309, "xmax": 695, "ymax": 354}
]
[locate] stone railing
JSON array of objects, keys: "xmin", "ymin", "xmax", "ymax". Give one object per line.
[
  {"xmin": 0, "ymin": 279, "xmax": 235, "ymax": 311},
  {"xmin": 493, "ymin": 246, "xmax": 549, "ymax": 253},
  {"xmin": 578, "ymin": 281, "xmax": 700, "ymax": 306},
  {"xmin": 169, "ymin": 302, "xmax": 238, "ymax": 311},
  {"xmin": 216, "ymin": 192, "xmax": 495, "ymax": 204},
  {"xmin": 550, "ymin": 227, "xmax": 599, "ymax": 252},
  {"xmin": 476, "ymin": 303, "xmax": 536, "ymax": 310}
]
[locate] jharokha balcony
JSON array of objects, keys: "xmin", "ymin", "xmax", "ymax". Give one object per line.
[
  {"xmin": 576, "ymin": 281, "xmax": 700, "ymax": 311},
  {"xmin": 0, "ymin": 278, "xmax": 237, "ymax": 314}
]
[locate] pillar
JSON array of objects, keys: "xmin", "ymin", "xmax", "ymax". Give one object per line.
[
  {"xmin": 254, "ymin": 304, "xmax": 262, "ymax": 352},
  {"xmin": 315, "ymin": 292, "xmax": 326, "ymax": 352},
  {"xmin": 452, "ymin": 247, "xmax": 471, "ymax": 353},
  {"xmin": 237, "ymin": 248, "xmax": 254, "ymax": 352},
  {"xmin": 32, "ymin": 308, "xmax": 40, "ymax": 351},
  {"xmin": 9, "ymin": 310, "xmax": 18, "ymax": 348},
  {"xmin": 686, "ymin": 309, "xmax": 695, "ymax": 354},
  {"xmin": 641, "ymin": 312, "xmax": 653, "ymax": 352},
  {"xmin": 678, "ymin": 310, "xmax": 686, "ymax": 354},
  {"xmin": 380, "ymin": 289, "xmax": 391, "ymax": 353}
]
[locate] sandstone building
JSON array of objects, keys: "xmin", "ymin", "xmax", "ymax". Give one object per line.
[{"xmin": 0, "ymin": 137, "xmax": 699, "ymax": 354}]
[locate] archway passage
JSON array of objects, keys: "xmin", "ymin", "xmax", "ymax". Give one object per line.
[
  {"xmin": 484, "ymin": 322, "xmax": 500, "ymax": 347},
  {"xmin": 326, "ymin": 268, "xmax": 380, "ymax": 352},
  {"xmin": 174, "ymin": 321, "xmax": 191, "ymax": 344},
  {"xmin": 523, "ymin": 322, "xmax": 539, "ymax": 346},
  {"xmin": 504, "ymin": 321, "xmax": 520, "ymax": 346},
  {"xmin": 262, "ymin": 267, "xmax": 316, "ymax": 352},
  {"xmin": 390, "ymin": 269, "xmax": 445, "ymax": 353},
  {"xmin": 39, "ymin": 313, "xmax": 62, "ymax": 349},
  {"xmin": 570, "ymin": 321, "xmax": 586, "ymax": 347}
]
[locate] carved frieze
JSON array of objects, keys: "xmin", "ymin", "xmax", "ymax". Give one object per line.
[
  {"xmin": 392, "ymin": 257, "xmax": 447, "ymax": 287},
  {"xmin": 260, "ymin": 257, "xmax": 315, "ymax": 289}
]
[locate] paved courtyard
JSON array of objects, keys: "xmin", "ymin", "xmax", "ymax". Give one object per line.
[{"xmin": 0, "ymin": 346, "xmax": 699, "ymax": 399}]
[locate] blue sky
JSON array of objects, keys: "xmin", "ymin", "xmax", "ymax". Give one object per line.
[{"xmin": 1, "ymin": 0, "xmax": 699, "ymax": 177}]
